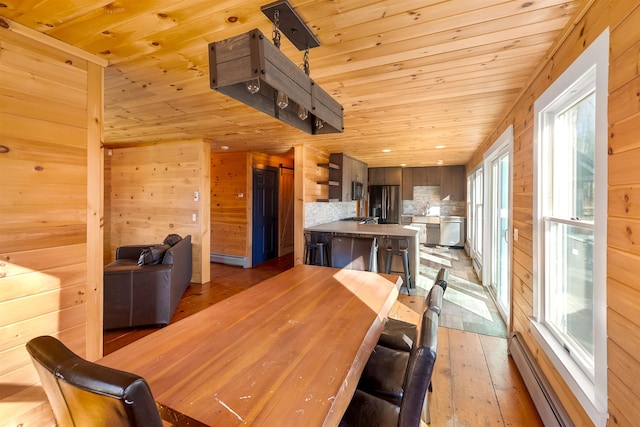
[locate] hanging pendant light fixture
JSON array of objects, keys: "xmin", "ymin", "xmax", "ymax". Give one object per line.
[{"xmin": 208, "ymin": 0, "xmax": 343, "ymax": 134}]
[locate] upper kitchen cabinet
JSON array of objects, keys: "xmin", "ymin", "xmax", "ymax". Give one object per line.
[
  {"xmin": 402, "ymin": 167, "xmax": 440, "ymax": 199},
  {"xmin": 368, "ymin": 167, "xmax": 402, "ymax": 186},
  {"xmin": 426, "ymin": 167, "xmax": 441, "ymax": 186},
  {"xmin": 413, "ymin": 167, "xmax": 428, "ymax": 186},
  {"xmin": 402, "ymin": 168, "xmax": 414, "ymax": 200},
  {"xmin": 440, "ymin": 165, "xmax": 466, "ymax": 201},
  {"xmin": 329, "ymin": 153, "xmax": 368, "ymax": 201}
]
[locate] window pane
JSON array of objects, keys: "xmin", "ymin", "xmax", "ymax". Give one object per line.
[
  {"xmin": 552, "ymin": 92, "xmax": 596, "ymax": 221},
  {"xmin": 546, "ymin": 221, "xmax": 594, "ymax": 365}
]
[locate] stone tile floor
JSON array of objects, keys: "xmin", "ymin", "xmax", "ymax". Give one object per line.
[{"xmin": 405, "ymin": 245, "xmax": 507, "ymax": 338}]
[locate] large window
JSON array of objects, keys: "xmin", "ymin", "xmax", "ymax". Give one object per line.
[
  {"xmin": 533, "ymin": 30, "xmax": 608, "ymax": 425},
  {"xmin": 466, "ymin": 167, "xmax": 483, "ymax": 269}
]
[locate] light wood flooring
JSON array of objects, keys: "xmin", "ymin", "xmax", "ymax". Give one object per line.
[{"xmin": 103, "ymin": 249, "xmax": 542, "ymax": 426}]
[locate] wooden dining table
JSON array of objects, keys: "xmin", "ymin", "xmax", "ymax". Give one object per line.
[{"xmin": 98, "ymin": 264, "xmax": 400, "ymax": 426}]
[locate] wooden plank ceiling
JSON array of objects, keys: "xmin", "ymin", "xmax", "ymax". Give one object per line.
[{"xmin": 0, "ymin": 0, "xmax": 582, "ymax": 167}]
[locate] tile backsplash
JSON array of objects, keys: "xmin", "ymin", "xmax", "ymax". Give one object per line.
[
  {"xmin": 403, "ymin": 185, "xmax": 466, "ymax": 216},
  {"xmin": 403, "ymin": 186, "xmax": 440, "ymax": 215},
  {"xmin": 305, "ymin": 202, "xmax": 357, "ymax": 228}
]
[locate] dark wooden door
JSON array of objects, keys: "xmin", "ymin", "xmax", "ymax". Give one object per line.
[{"xmin": 252, "ymin": 167, "xmax": 278, "ymax": 266}]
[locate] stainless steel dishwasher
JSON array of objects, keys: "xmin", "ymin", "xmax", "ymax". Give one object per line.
[{"xmin": 439, "ymin": 216, "xmax": 465, "ymax": 247}]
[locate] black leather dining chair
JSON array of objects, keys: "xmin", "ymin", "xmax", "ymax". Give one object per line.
[
  {"xmin": 331, "ymin": 235, "xmax": 378, "ymax": 272},
  {"xmin": 378, "ymin": 268, "xmax": 447, "ymax": 353},
  {"xmin": 26, "ymin": 336, "xmax": 164, "ymax": 427},
  {"xmin": 340, "ymin": 309, "xmax": 440, "ymax": 426}
]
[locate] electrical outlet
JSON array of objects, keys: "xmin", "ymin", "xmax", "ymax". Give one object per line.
[
  {"xmin": 192, "ymin": 213, "xmax": 197, "ymax": 222},
  {"xmin": 513, "ymin": 228, "xmax": 519, "ymax": 242},
  {"xmin": 194, "ymin": 191, "xmax": 199, "ymax": 202}
]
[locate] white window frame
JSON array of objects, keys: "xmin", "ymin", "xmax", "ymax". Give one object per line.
[
  {"xmin": 483, "ymin": 125, "xmax": 513, "ymax": 326},
  {"xmin": 466, "ymin": 166, "xmax": 483, "ymax": 265},
  {"xmin": 532, "ymin": 29, "xmax": 608, "ymax": 426}
]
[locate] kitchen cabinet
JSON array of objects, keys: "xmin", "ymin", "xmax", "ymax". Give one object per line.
[
  {"xmin": 402, "ymin": 167, "xmax": 440, "ymax": 199},
  {"xmin": 426, "ymin": 167, "xmax": 441, "ymax": 186},
  {"xmin": 368, "ymin": 167, "xmax": 402, "ymax": 186},
  {"xmin": 368, "ymin": 168, "xmax": 385, "ymax": 186},
  {"xmin": 402, "ymin": 168, "xmax": 413, "ymax": 200},
  {"xmin": 329, "ymin": 153, "xmax": 368, "ymax": 201},
  {"xmin": 413, "ymin": 167, "xmax": 427, "ymax": 186},
  {"xmin": 385, "ymin": 167, "xmax": 402, "ymax": 185},
  {"xmin": 440, "ymin": 165, "xmax": 466, "ymax": 201}
]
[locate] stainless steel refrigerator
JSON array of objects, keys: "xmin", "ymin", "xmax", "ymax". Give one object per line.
[{"xmin": 369, "ymin": 185, "xmax": 400, "ymax": 224}]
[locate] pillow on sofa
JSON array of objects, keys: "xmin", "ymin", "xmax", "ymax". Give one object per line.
[
  {"xmin": 138, "ymin": 244, "xmax": 171, "ymax": 266},
  {"xmin": 163, "ymin": 234, "xmax": 183, "ymax": 246}
]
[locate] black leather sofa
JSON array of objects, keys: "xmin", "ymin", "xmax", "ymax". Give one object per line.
[{"xmin": 103, "ymin": 234, "xmax": 192, "ymax": 329}]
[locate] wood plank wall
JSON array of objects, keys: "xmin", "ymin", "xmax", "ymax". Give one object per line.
[
  {"xmin": 211, "ymin": 152, "xmax": 251, "ymax": 260},
  {"xmin": 210, "ymin": 150, "xmax": 295, "ymax": 265},
  {"xmin": 293, "ymin": 144, "xmax": 331, "ymax": 265},
  {"xmin": 467, "ymin": 1, "xmax": 640, "ymax": 425},
  {"xmin": 106, "ymin": 140, "xmax": 210, "ymax": 284},
  {"xmin": 0, "ymin": 20, "xmax": 105, "ymax": 426},
  {"xmin": 606, "ymin": 4, "xmax": 640, "ymax": 426}
]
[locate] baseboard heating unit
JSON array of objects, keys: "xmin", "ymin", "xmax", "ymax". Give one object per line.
[
  {"xmin": 508, "ymin": 332, "xmax": 573, "ymax": 427},
  {"xmin": 210, "ymin": 253, "xmax": 249, "ymax": 268}
]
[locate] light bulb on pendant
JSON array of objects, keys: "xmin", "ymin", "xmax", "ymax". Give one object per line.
[
  {"xmin": 245, "ymin": 79, "xmax": 260, "ymax": 94},
  {"xmin": 276, "ymin": 91, "xmax": 289, "ymax": 109},
  {"xmin": 298, "ymin": 105, "xmax": 308, "ymax": 120}
]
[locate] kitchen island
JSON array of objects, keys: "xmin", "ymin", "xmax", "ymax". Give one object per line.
[{"xmin": 305, "ymin": 221, "xmax": 420, "ymax": 289}]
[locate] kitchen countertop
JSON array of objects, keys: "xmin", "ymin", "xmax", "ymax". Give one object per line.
[
  {"xmin": 304, "ymin": 221, "xmax": 420, "ymax": 289},
  {"xmin": 305, "ymin": 221, "xmax": 420, "ymax": 237}
]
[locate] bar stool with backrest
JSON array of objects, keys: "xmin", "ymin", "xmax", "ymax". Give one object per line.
[
  {"xmin": 383, "ymin": 237, "xmax": 412, "ymax": 294},
  {"xmin": 304, "ymin": 231, "xmax": 330, "ymax": 266},
  {"xmin": 339, "ymin": 309, "xmax": 439, "ymax": 426},
  {"xmin": 26, "ymin": 335, "xmax": 164, "ymax": 427}
]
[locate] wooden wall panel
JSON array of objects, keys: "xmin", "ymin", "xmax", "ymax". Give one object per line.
[
  {"xmin": 292, "ymin": 144, "xmax": 331, "ymax": 265},
  {"xmin": 210, "ymin": 149, "xmax": 294, "ymax": 266},
  {"xmin": 302, "ymin": 145, "xmax": 331, "ymax": 202},
  {"xmin": 0, "ymin": 20, "xmax": 105, "ymax": 425},
  {"xmin": 467, "ymin": 1, "xmax": 640, "ymax": 425},
  {"xmin": 605, "ymin": 4, "xmax": 640, "ymax": 425},
  {"xmin": 107, "ymin": 140, "xmax": 208, "ymax": 283},
  {"xmin": 210, "ymin": 152, "xmax": 250, "ymax": 258}
]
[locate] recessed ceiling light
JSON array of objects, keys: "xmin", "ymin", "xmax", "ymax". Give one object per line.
[
  {"xmin": 382, "ymin": 149, "xmax": 391, "ymax": 153},
  {"xmin": 221, "ymin": 145, "xmax": 229, "ymax": 151},
  {"xmin": 437, "ymin": 160, "xmax": 444, "ymax": 165},
  {"xmin": 435, "ymin": 145, "xmax": 445, "ymax": 149},
  {"xmin": 400, "ymin": 163, "xmax": 407, "ymax": 167}
]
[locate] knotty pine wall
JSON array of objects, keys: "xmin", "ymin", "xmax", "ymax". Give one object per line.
[
  {"xmin": 293, "ymin": 144, "xmax": 331, "ymax": 265},
  {"xmin": 467, "ymin": 2, "xmax": 640, "ymax": 425},
  {"xmin": 0, "ymin": 20, "xmax": 106, "ymax": 426},
  {"xmin": 211, "ymin": 152, "xmax": 250, "ymax": 261},
  {"xmin": 210, "ymin": 150, "xmax": 294, "ymax": 266},
  {"xmin": 105, "ymin": 140, "xmax": 211, "ymax": 284}
]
